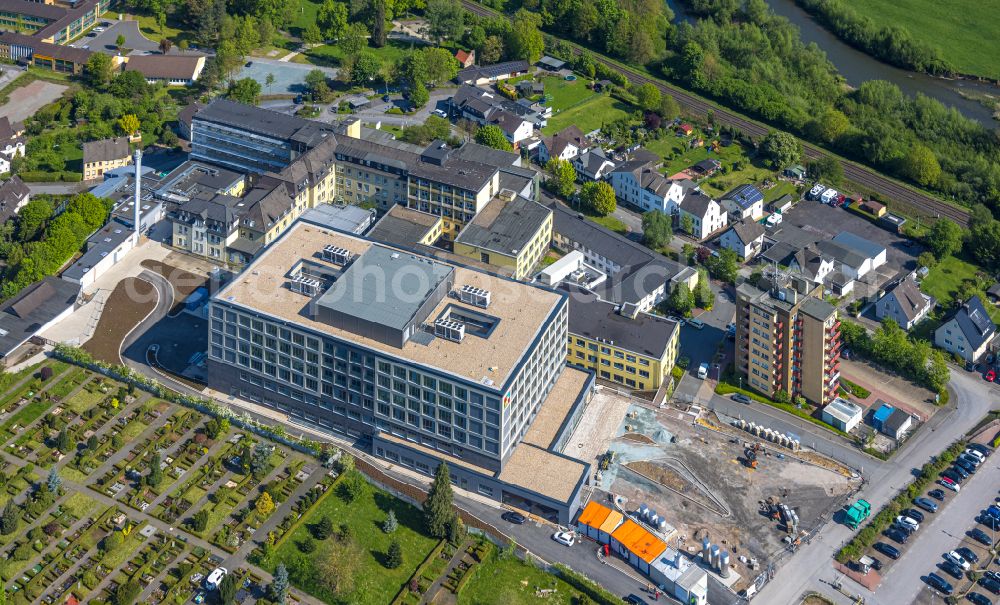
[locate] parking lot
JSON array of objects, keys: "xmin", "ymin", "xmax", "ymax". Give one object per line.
[
  {"xmin": 778, "ymin": 198, "xmax": 922, "ymax": 298},
  {"xmin": 235, "ymin": 60, "xmax": 338, "ymax": 95},
  {"xmin": 864, "ymin": 442, "xmax": 1000, "ymax": 604},
  {"xmin": 71, "ymin": 19, "xmax": 158, "ymax": 53}
]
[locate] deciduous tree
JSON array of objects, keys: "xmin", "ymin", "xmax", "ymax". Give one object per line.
[
  {"xmin": 545, "ymin": 158, "xmax": 576, "ymax": 198},
  {"xmin": 925, "ymin": 218, "xmax": 964, "ymax": 259},
  {"xmin": 635, "ymin": 82, "xmax": 661, "ymax": 112},
  {"xmin": 580, "ymin": 181, "xmax": 616, "ymax": 216},
  {"xmin": 759, "ymin": 130, "xmax": 800, "ymax": 169},
  {"xmin": 475, "ymin": 125, "xmax": 513, "ymax": 152},
  {"xmin": 642, "ymin": 210, "xmax": 671, "ymax": 248}
]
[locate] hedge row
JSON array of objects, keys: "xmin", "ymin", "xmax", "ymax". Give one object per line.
[
  {"xmin": 714, "ymin": 382, "xmax": 851, "ymax": 439},
  {"xmin": 552, "ymin": 563, "xmax": 622, "ymax": 605},
  {"xmin": 16, "ymin": 171, "xmax": 82, "ymax": 182},
  {"xmin": 836, "ymin": 439, "xmax": 966, "ymax": 562}
]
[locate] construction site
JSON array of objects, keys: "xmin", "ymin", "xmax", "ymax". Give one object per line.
[{"xmin": 592, "ymin": 403, "xmax": 861, "ymax": 595}]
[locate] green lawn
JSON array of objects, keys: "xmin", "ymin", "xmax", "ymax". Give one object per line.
[
  {"xmin": 298, "ymin": 39, "xmax": 421, "ymax": 68},
  {"xmin": 539, "ymin": 76, "xmax": 595, "ymax": 112},
  {"xmin": 543, "ymin": 95, "xmax": 633, "ymax": 135},
  {"xmin": 1, "ymin": 399, "xmax": 52, "ymax": 435},
  {"xmin": 262, "ymin": 471, "xmax": 438, "ymax": 605},
  {"xmin": 920, "ymin": 255, "xmax": 1000, "ymax": 322},
  {"xmin": 457, "ymin": 556, "xmax": 584, "ymax": 605},
  {"xmin": 61, "ymin": 492, "xmax": 99, "ymax": 519},
  {"xmin": 764, "ymin": 180, "xmax": 800, "ymax": 203},
  {"xmin": 288, "ymin": 0, "xmax": 321, "ymax": 38},
  {"xmin": 844, "ymin": 0, "xmax": 1000, "ymax": 79}
]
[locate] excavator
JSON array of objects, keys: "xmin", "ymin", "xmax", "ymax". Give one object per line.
[{"xmin": 742, "ymin": 442, "xmax": 763, "ymax": 469}]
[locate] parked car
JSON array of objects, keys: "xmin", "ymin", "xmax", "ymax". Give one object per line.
[
  {"xmin": 432, "ymin": 109, "xmax": 448, "ymax": 118},
  {"xmin": 966, "ymin": 448, "xmax": 987, "ymax": 463},
  {"xmin": 205, "ymin": 568, "xmax": 228, "ymax": 591},
  {"xmin": 981, "ymin": 515, "xmax": 1000, "ymax": 530},
  {"xmin": 939, "ymin": 560, "xmax": 965, "ymax": 580},
  {"xmin": 960, "ymin": 453, "xmax": 982, "ymax": 467},
  {"xmin": 885, "ymin": 528, "xmax": 909, "ymax": 544},
  {"xmin": 979, "ymin": 577, "xmax": 1000, "ymax": 596},
  {"xmin": 552, "ymin": 531, "xmax": 575, "ymax": 547},
  {"xmin": 969, "ymin": 528, "xmax": 993, "ymax": 546},
  {"xmin": 939, "ymin": 478, "xmax": 960, "ymax": 492},
  {"xmin": 956, "ymin": 459, "xmax": 977, "ymax": 474},
  {"xmin": 689, "ymin": 318, "xmax": 706, "ymax": 330},
  {"xmin": 914, "ymin": 497, "xmax": 939, "ymax": 513},
  {"xmin": 968, "ymin": 443, "xmax": 992, "ymax": 457},
  {"xmin": 945, "ymin": 551, "xmax": 971, "ymax": 571},
  {"xmin": 927, "ymin": 572, "xmax": 954, "ymax": 595},
  {"xmin": 868, "ymin": 557, "xmax": 883, "ymax": 571},
  {"xmin": 985, "ymin": 571, "xmax": 1000, "ymax": 584},
  {"xmin": 501, "ymin": 511, "xmax": 526, "ymax": 524},
  {"xmin": 985, "ymin": 505, "xmax": 1000, "ymax": 520},
  {"xmin": 942, "ymin": 468, "xmax": 965, "ymax": 483},
  {"xmin": 731, "ymin": 394, "xmax": 752, "ymax": 405},
  {"xmin": 902, "ymin": 508, "xmax": 925, "ymax": 523},
  {"xmin": 929, "ymin": 489, "xmax": 946, "ymax": 501},
  {"xmin": 966, "ymin": 592, "xmax": 992, "ymax": 605},
  {"xmin": 623, "ymin": 595, "xmax": 649, "ymax": 605},
  {"xmin": 987, "ymin": 369, "xmax": 996, "ymax": 381},
  {"xmin": 808, "ymin": 183, "xmax": 826, "ymax": 199},
  {"xmin": 895, "ymin": 515, "xmax": 920, "ymax": 531},
  {"xmin": 697, "ymin": 363, "xmax": 709, "ymax": 379},
  {"xmin": 874, "ymin": 542, "xmax": 900, "ymax": 559},
  {"xmin": 955, "ymin": 547, "xmax": 980, "ymax": 565}
]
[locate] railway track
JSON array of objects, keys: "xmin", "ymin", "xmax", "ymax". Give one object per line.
[{"xmin": 461, "ymin": 0, "xmax": 970, "ymax": 227}]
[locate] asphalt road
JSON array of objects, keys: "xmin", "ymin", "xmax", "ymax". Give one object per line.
[
  {"xmin": 874, "ymin": 457, "xmax": 1000, "ymax": 605},
  {"xmin": 755, "ymin": 368, "xmax": 1000, "ymax": 604}
]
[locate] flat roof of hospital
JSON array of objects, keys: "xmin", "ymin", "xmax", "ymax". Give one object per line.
[{"xmin": 214, "ymin": 218, "xmax": 564, "ymax": 387}]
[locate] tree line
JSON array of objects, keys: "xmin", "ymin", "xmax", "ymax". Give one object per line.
[
  {"xmin": 795, "ymin": 0, "xmax": 954, "ymax": 76},
  {"xmin": 0, "ymin": 193, "xmax": 113, "ymax": 300}
]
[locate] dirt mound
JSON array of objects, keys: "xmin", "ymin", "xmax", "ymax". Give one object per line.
[
  {"xmin": 622, "ymin": 433, "xmax": 655, "ymax": 444},
  {"xmin": 625, "ymin": 460, "xmax": 687, "ymax": 491},
  {"xmin": 83, "ymin": 277, "xmax": 156, "ymax": 364}
]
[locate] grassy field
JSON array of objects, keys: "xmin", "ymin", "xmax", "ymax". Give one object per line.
[
  {"xmin": 288, "ymin": 0, "xmax": 322, "ymax": 39},
  {"xmin": 457, "ymin": 556, "xmax": 585, "ymax": 605},
  {"xmin": 263, "ymin": 471, "xmax": 438, "ymax": 605},
  {"xmin": 295, "ymin": 39, "xmax": 421, "ymax": 68},
  {"xmin": 539, "ymin": 76, "xmax": 595, "ymax": 112},
  {"xmin": 843, "ymin": 0, "xmax": 1000, "ymax": 78},
  {"xmin": 543, "ymin": 95, "xmax": 633, "ymax": 135},
  {"xmin": 920, "ymin": 255, "xmax": 1000, "ymax": 322}
]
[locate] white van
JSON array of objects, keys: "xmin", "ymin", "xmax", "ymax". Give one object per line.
[
  {"xmin": 205, "ymin": 567, "xmax": 228, "ymax": 590},
  {"xmin": 697, "ymin": 363, "xmax": 709, "ymax": 379}
]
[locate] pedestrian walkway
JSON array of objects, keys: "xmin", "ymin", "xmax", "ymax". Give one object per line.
[{"xmin": 421, "ymin": 538, "xmax": 471, "ymax": 605}]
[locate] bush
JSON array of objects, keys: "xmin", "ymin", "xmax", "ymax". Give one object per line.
[
  {"xmin": 60, "ymin": 172, "xmax": 82, "ymax": 182},
  {"xmin": 841, "ymin": 379, "xmax": 871, "ymax": 399}
]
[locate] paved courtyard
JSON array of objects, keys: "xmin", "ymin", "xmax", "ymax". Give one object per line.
[
  {"xmin": 235, "ymin": 60, "xmax": 337, "ymax": 95},
  {"xmin": 0, "ymin": 80, "xmax": 68, "ymax": 123}
]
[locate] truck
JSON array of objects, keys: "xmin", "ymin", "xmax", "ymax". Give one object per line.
[{"xmin": 844, "ymin": 499, "xmax": 871, "ymax": 530}]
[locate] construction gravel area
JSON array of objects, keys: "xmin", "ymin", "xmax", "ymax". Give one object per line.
[
  {"xmin": 82, "ymin": 277, "xmax": 157, "ymax": 364},
  {"xmin": 563, "ymin": 386, "xmax": 634, "ymax": 468},
  {"xmin": 604, "ymin": 405, "xmax": 859, "ymax": 581}
]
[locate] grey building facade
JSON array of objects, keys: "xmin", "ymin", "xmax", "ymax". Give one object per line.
[{"xmin": 206, "ymin": 218, "xmax": 592, "ymax": 522}]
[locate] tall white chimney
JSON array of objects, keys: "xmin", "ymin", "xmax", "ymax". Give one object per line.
[{"xmin": 133, "ymin": 148, "xmax": 142, "ymax": 243}]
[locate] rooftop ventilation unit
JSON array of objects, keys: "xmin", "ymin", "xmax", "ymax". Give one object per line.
[
  {"xmin": 459, "ymin": 284, "xmax": 491, "ymax": 308},
  {"xmin": 289, "ymin": 274, "xmax": 321, "ymax": 296},
  {"xmin": 434, "ymin": 318, "xmax": 465, "ymax": 342},
  {"xmin": 322, "ymin": 244, "xmax": 352, "ymax": 265}
]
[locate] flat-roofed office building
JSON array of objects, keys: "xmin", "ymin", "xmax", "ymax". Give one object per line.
[{"xmin": 207, "ymin": 216, "xmax": 594, "ymax": 522}]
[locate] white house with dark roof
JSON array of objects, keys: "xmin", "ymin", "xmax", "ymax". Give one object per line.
[
  {"xmin": 719, "ymin": 220, "xmax": 765, "ymax": 260},
  {"xmin": 572, "ymin": 148, "xmax": 617, "ymax": 182},
  {"xmin": 935, "ymin": 295, "xmax": 997, "ymax": 362},
  {"xmin": 488, "ymin": 110, "xmax": 533, "ymax": 148},
  {"xmin": 609, "ymin": 161, "xmax": 692, "ymax": 214},
  {"xmin": 875, "ymin": 276, "xmax": 934, "ymax": 330},
  {"xmin": 677, "ymin": 190, "xmax": 727, "ymax": 240},
  {"xmin": 721, "ymin": 183, "xmax": 764, "ymax": 221},
  {"xmin": 538, "ymin": 125, "xmax": 589, "ymax": 165}
]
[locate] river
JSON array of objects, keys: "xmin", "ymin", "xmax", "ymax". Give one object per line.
[{"xmin": 666, "ymin": 0, "xmax": 1000, "ymax": 126}]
